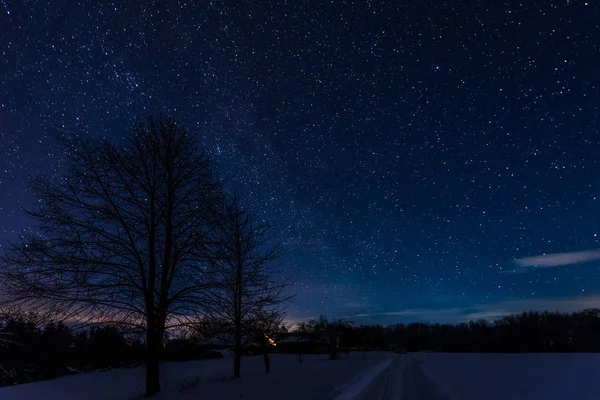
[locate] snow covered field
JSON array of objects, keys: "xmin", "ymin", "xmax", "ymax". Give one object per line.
[
  {"xmin": 1, "ymin": 352, "xmax": 599, "ymax": 399},
  {"xmin": 409, "ymin": 353, "xmax": 600, "ymax": 400},
  {"xmin": 0, "ymin": 352, "xmax": 394, "ymax": 400}
]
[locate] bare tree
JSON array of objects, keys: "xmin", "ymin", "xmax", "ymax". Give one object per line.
[
  {"xmin": 0, "ymin": 116, "xmax": 222, "ymax": 396},
  {"xmin": 248, "ymin": 306, "xmax": 286, "ymax": 374},
  {"xmin": 203, "ymin": 192, "xmax": 290, "ymax": 378},
  {"xmin": 296, "ymin": 315, "xmax": 352, "ymax": 360}
]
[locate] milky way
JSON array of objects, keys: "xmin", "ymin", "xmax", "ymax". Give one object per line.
[{"xmin": 2, "ymin": 0, "xmax": 600, "ymax": 324}]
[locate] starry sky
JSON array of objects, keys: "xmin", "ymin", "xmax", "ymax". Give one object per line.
[{"xmin": 2, "ymin": 0, "xmax": 600, "ymax": 325}]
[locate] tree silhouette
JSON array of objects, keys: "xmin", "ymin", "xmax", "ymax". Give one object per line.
[
  {"xmin": 202, "ymin": 192, "xmax": 289, "ymax": 378},
  {"xmin": 248, "ymin": 306, "xmax": 286, "ymax": 373},
  {"xmin": 1, "ymin": 116, "xmax": 223, "ymax": 396},
  {"xmin": 294, "ymin": 308, "xmax": 600, "ymax": 354}
]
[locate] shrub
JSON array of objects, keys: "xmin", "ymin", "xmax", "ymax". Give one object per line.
[{"xmin": 177, "ymin": 374, "xmax": 203, "ymax": 392}]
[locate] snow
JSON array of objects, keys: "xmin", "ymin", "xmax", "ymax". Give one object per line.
[
  {"xmin": 332, "ymin": 354, "xmax": 405, "ymax": 400},
  {"xmin": 157, "ymin": 352, "xmax": 394, "ymax": 400},
  {"xmin": 277, "ymin": 334, "xmax": 309, "ymax": 343},
  {"xmin": 210, "ymin": 348, "xmax": 236, "ymax": 358},
  {"xmin": 0, "ymin": 352, "xmax": 393, "ymax": 400},
  {"xmin": 2, "ymin": 352, "xmax": 599, "ymax": 399},
  {"xmin": 409, "ymin": 353, "xmax": 600, "ymax": 400}
]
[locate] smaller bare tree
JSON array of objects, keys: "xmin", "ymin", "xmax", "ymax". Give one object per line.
[
  {"xmin": 203, "ymin": 191, "xmax": 290, "ymax": 378},
  {"xmin": 247, "ymin": 306, "xmax": 286, "ymax": 374}
]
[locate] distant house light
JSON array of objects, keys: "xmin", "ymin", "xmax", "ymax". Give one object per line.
[{"xmin": 265, "ymin": 334, "xmax": 276, "ymax": 347}]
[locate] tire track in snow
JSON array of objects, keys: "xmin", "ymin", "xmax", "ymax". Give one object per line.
[{"xmin": 402, "ymin": 354, "xmax": 450, "ymax": 400}]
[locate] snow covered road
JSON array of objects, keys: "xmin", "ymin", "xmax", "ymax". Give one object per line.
[
  {"xmin": 401, "ymin": 355, "xmax": 449, "ymax": 400},
  {"xmin": 351, "ymin": 352, "xmax": 600, "ymax": 400}
]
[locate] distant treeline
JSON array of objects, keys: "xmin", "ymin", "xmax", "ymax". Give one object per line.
[
  {"xmin": 0, "ymin": 310, "xmax": 145, "ymax": 386},
  {"xmin": 0, "ymin": 309, "xmax": 262, "ymax": 387},
  {"xmin": 294, "ymin": 310, "xmax": 600, "ymax": 353},
  {"xmin": 3, "ymin": 308, "xmax": 600, "ymax": 386}
]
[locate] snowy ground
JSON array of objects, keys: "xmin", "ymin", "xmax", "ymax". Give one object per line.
[
  {"xmin": 1, "ymin": 352, "xmax": 599, "ymax": 399},
  {"xmin": 408, "ymin": 353, "xmax": 600, "ymax": 400},
  {"xmin": 0, "ymin": 352, "xmax": 394, "ymax": 400}
]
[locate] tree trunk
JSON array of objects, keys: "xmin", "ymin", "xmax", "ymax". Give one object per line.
[
  {"xmin": 329, "ymin": 333, "xmax": 339, "ymax": 360},
  {"xmin": 234, "ymin": 256, "xmax": 243, "ymax": 379},
  {"xmin": 263, "ymin": 352, "xmax": 270, "ymax": 373},
  {"xmin": 233, "ymin": 345, "xmax": 241, "ymax": 378},
  {"xmin": 233, "ymin": 306, "xmax": 242, "ymax": 378},
  {"xmin": 145, "ymin": 327, "xmax": 163, "ymax": 396},
  {"xmin": 233, "ymin": 314, "xmax": 242, "ymax": 378}
]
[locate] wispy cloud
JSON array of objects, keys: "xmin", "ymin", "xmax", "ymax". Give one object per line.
[
  {"xmin": 516, "ymin": 249, "xmax": 600, "ymax": 268},
  {"xmin": 353, "ymin": 310, "xmax": 415, "ymax": 318},
  {"xmin": 349, "ymin": 308, "xmax": 468, "ymax": 323},
  {"xmin": 500, "ymin": 249, "xmax": 600, "ymax": 274},
  {"xmin": 348, "ymin": 295, "xmax": 600, "ymax": 324}
]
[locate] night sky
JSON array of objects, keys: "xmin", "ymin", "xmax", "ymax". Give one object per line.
[{"xmin": 2, "ymin": 0, "xmax": 600, "ymax": 325}]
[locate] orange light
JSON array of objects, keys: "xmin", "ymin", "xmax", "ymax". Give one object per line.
[{"xmin": 265, "ymin": 334, "xmax": 276, "ymax": 346}]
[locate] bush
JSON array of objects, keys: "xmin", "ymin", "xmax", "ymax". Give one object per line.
[
  {"xmin": 207, "ymin": 371, "xmax": 230, "ymax": 382},
  {"xmin": 177, "ymin": 374, "xmax": 203, "ymax": 392}
]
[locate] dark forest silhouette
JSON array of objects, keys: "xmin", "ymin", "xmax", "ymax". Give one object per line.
[
  {"xmin": 0, "ymin": 309, "xmax": 144, "ymax": 386},
  {"xmin": 294, "ymin": 311, "xmax": 600, "ymax": 353},
  {"xmin": 2, "ymin": 308, "xmax": 600, "ymax": 387}
]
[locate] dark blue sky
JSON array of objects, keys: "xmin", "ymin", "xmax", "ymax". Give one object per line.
[{"xmin": 2, "ymin": 0, "xmax": 600, "ymax": 325}]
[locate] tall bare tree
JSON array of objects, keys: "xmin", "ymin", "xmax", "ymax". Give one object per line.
[
  {"xmin": 0, "ymin": 116, "xmax": 222, "ymax": 396},
  {"xmin": 204, "ymin": 192, "xmax": 289, "ymax": 378}
]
